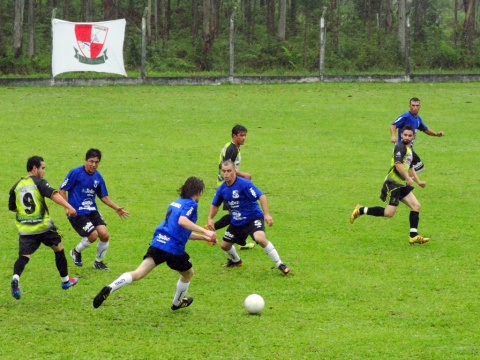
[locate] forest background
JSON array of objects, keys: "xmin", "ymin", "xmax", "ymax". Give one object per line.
[{"xmin": 1, "ymin": 0, "xmax": 479, "ymax": 77}]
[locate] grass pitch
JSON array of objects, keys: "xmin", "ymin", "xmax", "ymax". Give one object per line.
[{"xmin": 0, "ymin": 82, "xmax": 478, "ymax": 359}]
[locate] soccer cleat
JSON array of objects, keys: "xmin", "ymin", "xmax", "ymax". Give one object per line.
[
  {"xmin": 350, "ymin": 204, "xmax": 362, "ymax": 224},
  {"xmin": 409, "ymin": 235, "xmax": 430, "ymax": 245},
  {"xmin": 278, "ymin": 263, "xmax": 290, "ymax": 275},
  {"xmin": 171, "ymin": 297, "xmax": 194, "ymax": 310},
  {"xmin": 93, "ymin": 261, "xmax": 110, "ymax": 270},
  {"xmin": 70, "ymin": 248, "xmax": 83, "ymax": 267},
  {"xmin": 11, "ymin": 278, "xmax": 21, "ymax": 300},
  {"xmin": 62, "ymin": 277, "xmax": 78, "ymax": 290},
  {"xmin": 238, "ymin": 242, "xmax": 256, "ymax": 250},
  {"xmin": 222, "ymin": 259, "xmax": 242, "ymax": 267},
  {"xmin": 93, "ymin": 286, "xmax": 112, "ymax": 308}
]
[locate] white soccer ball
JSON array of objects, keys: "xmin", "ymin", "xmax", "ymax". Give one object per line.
[{"xmin": 244, "ymin": 294, "xmax": 265, "ymax": 314}]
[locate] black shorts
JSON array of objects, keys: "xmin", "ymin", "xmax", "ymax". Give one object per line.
[
  {"xmin": 380, "ymin": 178, "xmax": 414, "ymax": 206},
  {"xmin": 143, "ymin": 246, "xmax": 192, "ymax": 272},
  {"xmin": 412, "ymin": 151, "xmax": 424, "ymax": 173},
  {"xmin": 69, "ymin": 211, "xmax": 106, "ymax": 237},
  {"xmin": 223, "ymin": 218, "xmax": 265, "ymax": 246},
  {"xmin": 19, "ymin": 227, "xmax": 62, "ymax": 256}
]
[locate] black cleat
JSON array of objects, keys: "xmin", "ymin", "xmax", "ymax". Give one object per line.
[
  {"xmin": 171, "ymin": 297, "xmax": 194, "ymax": 310},
  {"xmin": 93, "ymin": 286, "xmax": 112, "ymax": 308}
]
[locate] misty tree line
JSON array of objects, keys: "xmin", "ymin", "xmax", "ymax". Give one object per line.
[{"xmin": 1, "ymin": 0, "xmax": 479, "ymax": 75}]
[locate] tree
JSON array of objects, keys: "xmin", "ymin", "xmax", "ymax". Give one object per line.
[
  {"xmin": 462, "ymin": 0, "xmax": 476, "ymax": 51},
  {"xmin": 27, "ymin": 0, "xmax": 34, "ymax": 56},
  {"xmin": 278, "ymin": 0, "xmax": 286, "ymax": 40},
  {"xmin": 13, "ymin": 0, "xmax": 25, "ymax": 58},
  {"xmin": 397, "ymin": 0, "xmax": 406, "ymax": 54}
]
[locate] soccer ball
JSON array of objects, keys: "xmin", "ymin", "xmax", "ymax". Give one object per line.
[{"xmin": 244, "ymin": 294, "xmax": 265, "ymax": 314}]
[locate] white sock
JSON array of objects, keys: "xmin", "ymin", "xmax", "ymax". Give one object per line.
[
  {"xmin": 61, "ymin": 276, "xmax": 69, "ymax": 282},
  {"xmin": 263, "ymin": 241, "xmax": 282, "ymax": 267},
  {"xmin": 172, "ymin": 279, "xmax": 190, "ymax": 306},
  {"xmin": 225, "ymin": 246, "xmax": 241, "ymax": 262},
  {"xmin": 109, "ymin": 272, "xmax": 133, "ymax": 293},
  {"xmin": 12, "ymin": 274, "xmax": 20, "ymax": 281},
  {"xmin": 76, "ymin": 237, "xmax": 91, "ymax": 252},
  {"xmin": 96, "ymin": 241, "xmax": 109, "ymax": 262}
]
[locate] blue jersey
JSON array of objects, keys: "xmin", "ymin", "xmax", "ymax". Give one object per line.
[
  {"xmin": 212, "ymin": 177, "xmax": 264, "ymax": 226},
  {"xmin": 150, "ymin": 197, "xmax": 198, "ymax": 256},
  {"xmin": 392, "ymin": 111, "xmax": 429, "ymax": 149},
  {"xmin": 60, "ymin": 166, "xmax": 108, "ymax": 215}
]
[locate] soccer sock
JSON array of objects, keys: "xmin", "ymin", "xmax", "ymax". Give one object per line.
[
  {"xmin": 96, "ymin": 241, "xmax": 109, "ymax": 262},
  {"xmin": 225, "ymin": 246, "xmax": 241, "ymax": 262},
  {"xmin": 214, "ymin": 214, "xmax": 231, "ymax": 230},
  {"xmin": 109, "ymin": 272, "xmax": 133, "ymax": 293},
  {"xmin": 263, "ymin": 241, "xmax": 282, "ymax": 267},
  {"xmin": 172, "ymin": 279, "xmax": 190, "ymax": 306},
  {"xmin": 364, "ymin": 206, "xmax": 385, "ymax": 217},
  {"xmin": 76, "ymin": 237, "xmax": 91, "ymax": 252},
  {"xmin": 409, "ymin": 211, "xmax": 420, "ymax": 237},
  {"xmin": 54, "ymin": 249, "xmax": 69, "ymax": 278},
  {"xmin": 13, "ymin": 256, "xmax": 30, "ymax": 277}
]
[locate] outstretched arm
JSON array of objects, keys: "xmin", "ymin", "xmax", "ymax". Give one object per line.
[
  {"xmin": 390, "ymin": 124, "xmax": 398, "ymax": 143},
  {"xmin": 258, "ymin": 195, "xmax": 273, "ymax": 227},
  {"xmin": 424, "ymin": 129, "xmax": 445, "ymax": 137},
  {"xmin": 51, "ymin": 192, "xmax": 77, "ymax": 216},
  {"xmin": 207, "ymin": 204, "xmax": 220, "ymax": 230},
  {"xmin": 100, "ymin": 196, "xmax": 129, "ymax": 218},
  {"xmin": 178, "ymin": 216, "xmax": 217, "ymax": 244}
]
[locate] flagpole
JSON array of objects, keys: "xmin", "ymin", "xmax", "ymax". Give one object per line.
[{"xmin": 51, "ymin": 8, "xmax": 57, "ymax": 85}]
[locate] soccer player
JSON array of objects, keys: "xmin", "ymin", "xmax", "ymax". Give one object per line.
[
  {"xmin": 207, "ymin": 160, "xmax": 290, "ymax": 274},
  {"xmin": 59, "ymin": 148, "xmax": 129, "ymax": 270},
  {"xmin": 9, "ymin": 156, "xmax": 79, "ymax": 300},
  {"xmin": 350, "ymin": 125, "xmax": 430, "ymax": 245},
  {"xmin": 209, "ymin": 124, "xmax": 255, "ymax": 250},
  {"xmin": 93, "ymin": 177, "xmax": 216, "ymax": 310},
  {"xmin": 390, "ymin": 97, "xmax": 445, "ymax": 173}
]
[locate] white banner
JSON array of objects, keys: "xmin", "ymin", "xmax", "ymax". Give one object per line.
[{"xmin": 52, "ymin": 18, "xmax": 127, "ymax": 77}]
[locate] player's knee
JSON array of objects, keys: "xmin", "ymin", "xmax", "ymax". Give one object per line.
[
  {"xmin": 384, "ymin": 209, "xmax": 396, "ymax": 218},
  {"xmin": 411, "ymin": 202, "xmax": 421, "ymax": 212}
]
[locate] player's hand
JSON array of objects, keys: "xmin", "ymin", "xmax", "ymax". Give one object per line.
[
  {"xmin": 406, "ymin": 177, "xmax": 413, "ymax": 185},
  {"xmin": 204, "ymin": 230, "xmax": 217, "ymax": 245},
  {"xmin": 116, "ymin": 207, "xmax": 130, "ymax": 219},
  {"xmin": 391, "ymin": 136, "xmax": 397, "ymax": 143},
  {"xmin": 437, "ymin": 131, "xmax": 445, "ymax": 137},
  {"xmin": 66, "ymin": 207, "xmax": 77, "ymax": 217},
  {"xmin": 418, "ymin": 181, "xmax": 427, "ymax": 188},
  {"xmin": 264, "ymin": 214, "xmax": 273, "ymax": 227}
]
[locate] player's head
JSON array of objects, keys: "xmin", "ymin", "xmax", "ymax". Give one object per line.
[
  {"xmin": 86, "ymin": 148, "xmax": 102, "ymax": 161},
  {"xmin": 179, "ymin": 177, "xmax": 205, "ymax": 200},
  {"xmin": 409, "ymin": 97, "xmax": 421, "ymax": 115},
  {"xmin": 401, "ymin": 125, "xmax": 415, "ymax": 144},
  {"xmin": 27, "ymin": 156, "xmax": 45, "ymax": 178},
  {"xmin": 221, "ymin": 160, "xmax": 237, "ymax": 184},
  {"xmin": 84, "ymin": 148, "xmax": 102, "ymax": 175},
  {"xmin": 232, "ymin": 125, "xmax": 247, "ymax": 136},
  {"xmin": 232, "ymin": 125, "xmax": 247, "ymax": 146}
]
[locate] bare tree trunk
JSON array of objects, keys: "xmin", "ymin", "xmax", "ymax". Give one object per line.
[
  {"xmin": 14, "ymin": 0, "xmax": 25, "ymax": 58},
  {"xmin": 192, "ymin": 0, "xmax": 199, "ymax": 45},
  {"xmin": 27, "ymin": 0, "xmax": 34, "ymax": 56},
  {"xmin": 63, "ymin": 0, "xmax": 71, "ymax": 21},
  {"xmin": 463, "ymin": 0, "xmax": 476, "ymax": 51},
  {"xmin": 454, "ymin": 0, "xmax": 458, "ymax": 46},
  {"xmin": 201, "ymin": 0, "xmax": 215, "ymax": 70},
  {"xmin": 278, "ymin": 0, "xmax": 286, "ymax": 40},
  {"xmin": 397, "ymin": 0, "xmax": 406, "ymax": 54},
  {"xmin": 85, "ymin": 0, "xmax": 93, "ymax": 22},
  {"xmin": 385, "ymin": 0, "xmax": 393, "ymax": 32},
  {"xmin": 266, "ymin": 0, "xmax": 275, "ymax": 37}
]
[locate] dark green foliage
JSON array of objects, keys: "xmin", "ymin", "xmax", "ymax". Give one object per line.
[{"xmin": 0, "ymin": 0, "xmax": 478, "ymax": 75}]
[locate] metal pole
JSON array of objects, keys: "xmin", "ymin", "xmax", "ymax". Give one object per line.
[
  {"xmin": 51, "ymin": 8, "xmax": 57, "ymax": 84},
  {"xmin": 141, "ymin": 7, "xmax": 148, "ymax": 81},
  {"xmin": 229, "ymin": 8, "xmax": 236, "ymax": 82},
  {"xmin": 319, "ymin": 7, "xmax": 327, "ymax": 80},
  {"xmin": 405, "ymin": 14, "xmax": 410, "ymax": 78}
]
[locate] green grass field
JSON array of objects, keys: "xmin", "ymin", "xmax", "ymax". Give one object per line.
[{"xmin": 0, "ymin": 83, "xmax": 478, "ymax": 359}]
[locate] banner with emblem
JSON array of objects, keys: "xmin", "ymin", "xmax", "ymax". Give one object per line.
[{"xmin": 52, "ymin": 18, "xmax": 127, "ymax": 77}]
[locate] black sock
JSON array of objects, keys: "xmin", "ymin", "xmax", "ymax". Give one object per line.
[
  {"xmin": 409, "ymin": 211, "xmax": 419, "ymax": 237},
  {"xmin": 214, "ymin": 214, "xmax": 231, "ymax": 230},
  {"xmin": 55, "ymin": 249, "xmax": 69, "ymax": 278},
  {"xmin": 13, "ymin": 255, "xmax": 30, "ymax": 276},
  {"xmin": 365, "ymin": 206, "xmax": 385, "ymax": 217}
]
